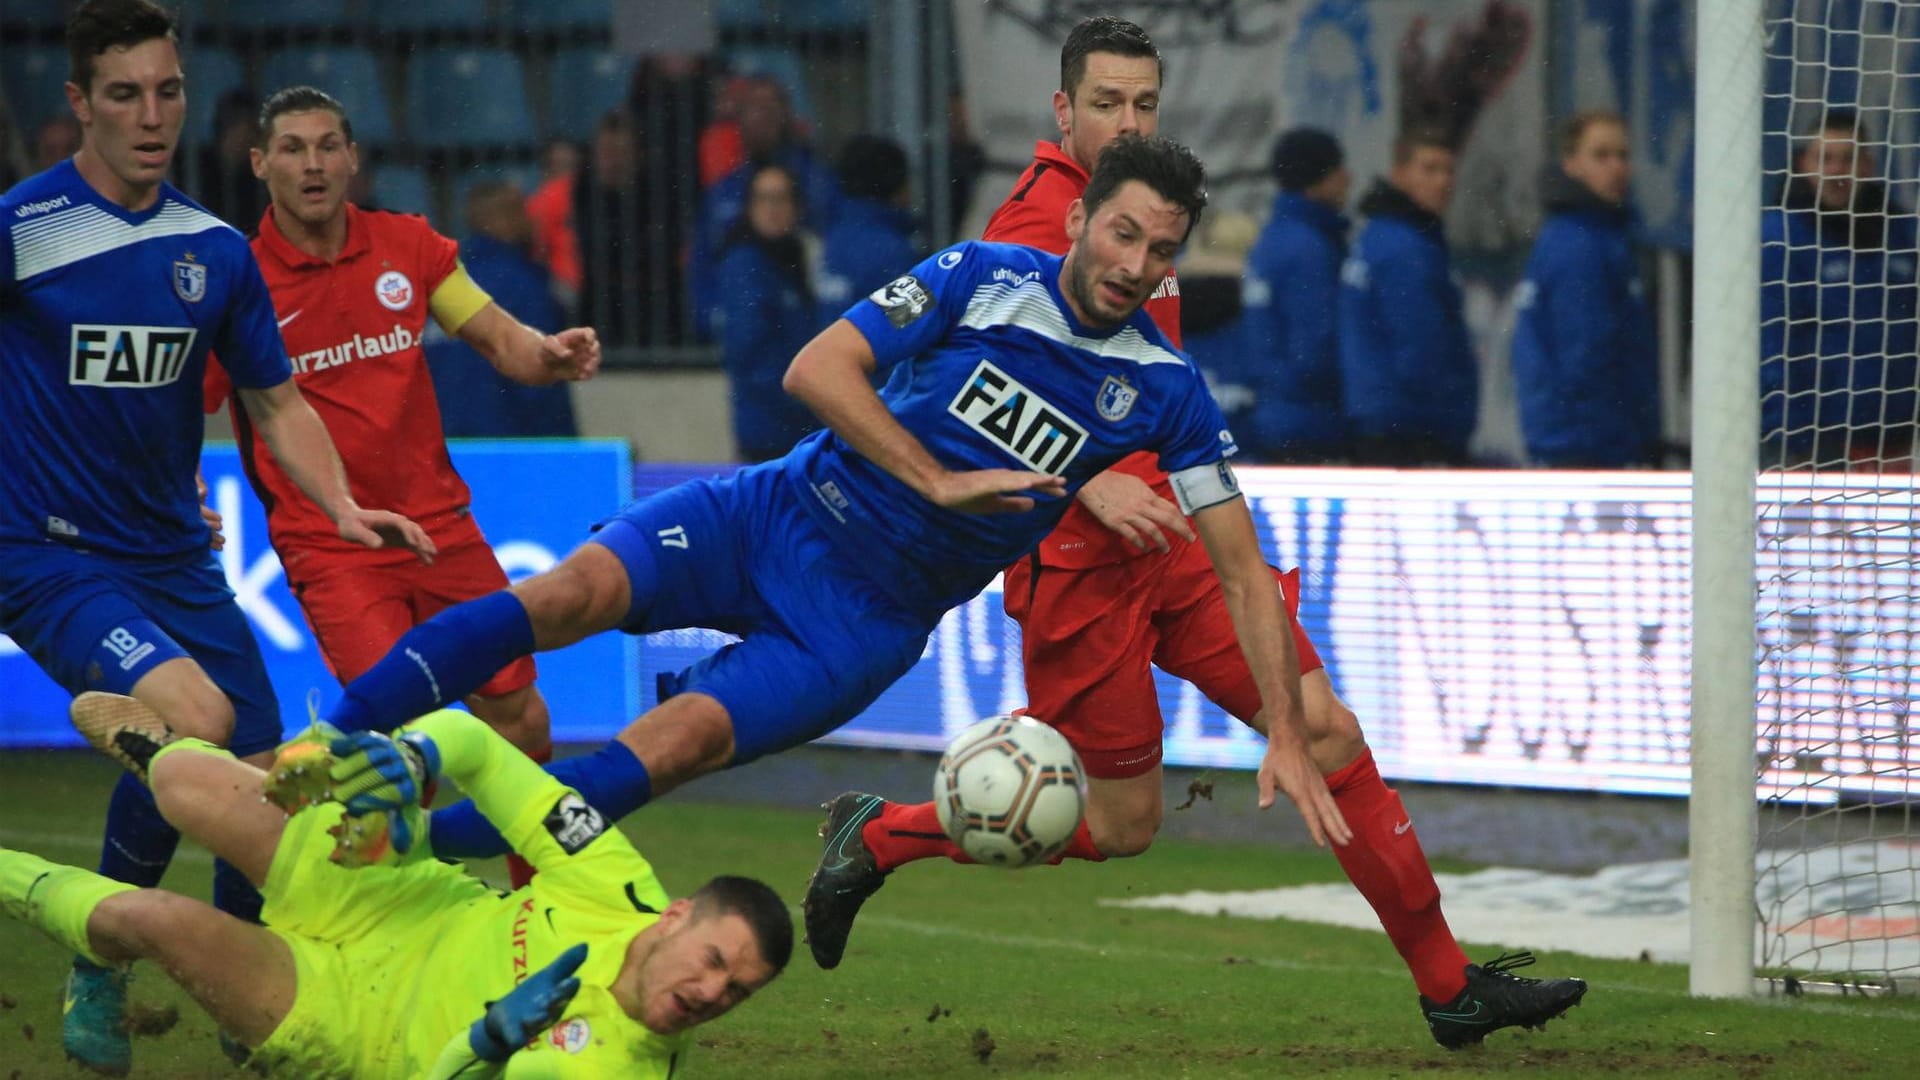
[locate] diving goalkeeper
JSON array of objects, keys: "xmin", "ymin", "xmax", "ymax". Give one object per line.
[{"xmin": 1, "ymin": 694, "xmax": 790, "ymax": 1078}]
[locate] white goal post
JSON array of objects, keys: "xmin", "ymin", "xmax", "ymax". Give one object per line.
[{"xmin": 1691, "ymin": 0, "xmax": 1764, "ymax": 1001}]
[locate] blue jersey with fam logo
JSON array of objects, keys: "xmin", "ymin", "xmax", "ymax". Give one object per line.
[
  {"xmin": 783, "ymin": 240, "xmax": 1239, "ymax": 614},
  {"xmin": 0, "ymin": 160, "xmax": 292, "ymax": 559}
]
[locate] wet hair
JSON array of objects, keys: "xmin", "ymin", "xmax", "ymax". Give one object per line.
[
  {"xmin": 1391, "ymin": 125, "xmax": 1456, "ymax": 165},
  {"xmin": 67, "ymin": 0, "xmax": 177, "ymax": 93},
  {"xmin": 689, "ymin": 876, "xmax": 793, "ymax": 973},
  {"xmin": 1080, "ymin": 133, "xmax": 1207, "ymax": 241},
  {"xmin": 1559, "ymin": 110, "xmax": 1626, "ymax": 157},
  {"xmin": 1060, "ymin": 15, "xmax": 1162, "ymax": 98},
  {"xmin": 257, "ymin": 86, "xmax": 353, "ymax": 147}
]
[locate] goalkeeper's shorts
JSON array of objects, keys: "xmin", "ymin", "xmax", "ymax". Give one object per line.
[{"xmin": 248, "ymin": 802, "xmax": 493, "ymax": 1079}]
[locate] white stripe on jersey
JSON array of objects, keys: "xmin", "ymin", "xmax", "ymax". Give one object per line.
[
  {"xmin": 11, "ymin": 199, "xmax": 232, "ymax": 281},
  {"xmin": 957, "ymin": 279, "xmax": 1186, "ymax": 369}
]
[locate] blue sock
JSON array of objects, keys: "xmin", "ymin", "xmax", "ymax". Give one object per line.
[
  {"xmin": 96, "ymin": 772, "xmax": 179, "ymax": 888},
  {"xmin": 211, "ymin": 859, "xmax": 263, "ymax": 924},
  {"xmin": 429, "ymin": 740, "xmax": 653, "ymax": 860},
  {"xmin": 327, "ymin": 592, "xmax": 535, "ymax": 733}
]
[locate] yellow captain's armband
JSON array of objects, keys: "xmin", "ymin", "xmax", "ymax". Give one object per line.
[{"xmin": 428, "ymin": 261, "xmax": 494, "ymax": 335}]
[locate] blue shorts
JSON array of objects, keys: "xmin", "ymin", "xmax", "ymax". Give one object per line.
[
  {"xmin": 0, "ymin": 542, "xmax": 283, "ymax": 756},
  {"xmin": 589, "ymin": 462, "xmax": 934, "ymax": 764}
]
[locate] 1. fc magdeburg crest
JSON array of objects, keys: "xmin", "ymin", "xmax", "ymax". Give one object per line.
[
  {"xmin": 172, "ymin": 258, "xmax": 207, "ymax": 303},
  {"xmin": 1096, "ymin": 375, "xmax": 1138, "ymax": 421}
]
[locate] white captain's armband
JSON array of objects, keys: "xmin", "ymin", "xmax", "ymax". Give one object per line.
[{"xmin": 1169, "ymin": 460, "xmax": 1242, "ymax": 515}]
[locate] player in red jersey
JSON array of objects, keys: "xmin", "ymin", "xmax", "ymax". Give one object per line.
[
  {"xmin": 803, "ymin": 17, "xmax": 1586, "ymax": 1049},
  {"xmin": 205, "ymin": 88, "xmax": 599, "ymax": 767}
]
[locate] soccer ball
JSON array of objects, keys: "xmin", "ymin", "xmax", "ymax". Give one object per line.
[{"xmin": 934, "ymin": 715, "xmax": 1087, "ymax": 867}]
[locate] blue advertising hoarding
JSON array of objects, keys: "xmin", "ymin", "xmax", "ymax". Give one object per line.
[
  {"xmin": 8, "ymin": 454, "xmax": 1911, "ymax": 805},
  {"xmin": 0, "ymin": 440, "xmax": 639, "ymax": 748}
]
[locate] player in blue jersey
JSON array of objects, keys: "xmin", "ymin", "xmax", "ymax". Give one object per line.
[
  {"xmin": 314, "ymin": 133, "xmax": 1349, "ymax": 871},
  {"xmin": 0, "ymin": 2, "xmax": 433, "ymax": 1071}
]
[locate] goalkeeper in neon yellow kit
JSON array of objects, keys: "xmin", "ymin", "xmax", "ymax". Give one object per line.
[{"xmin": 0, "ymin": 694, "xmax": 791, "ymax": 1078}]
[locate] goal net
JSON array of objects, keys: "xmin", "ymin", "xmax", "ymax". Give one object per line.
[{"xmin": 1750, "ymin": 0, "xmax": 1920, "ymax": 994}]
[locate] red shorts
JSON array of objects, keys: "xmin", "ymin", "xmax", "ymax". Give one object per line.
[
  {"xmin": 284, "ymin": 519, "xmax": 536, "ymax": 698},
  {"xmin": 1003, "ymin": 539, "xmax": 1322, "ymax": 780}
]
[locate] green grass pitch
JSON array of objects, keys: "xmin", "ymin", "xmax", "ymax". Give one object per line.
[{"xmin": 2, "ymin": 750, "xmax": 1916, "ymax": 1078}]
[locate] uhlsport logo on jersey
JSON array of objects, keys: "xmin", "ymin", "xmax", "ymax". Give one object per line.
[
  {"xmin": 948, "ymin": 359, "xmax": 1087, "ymax": 474},
  {"xmin": 1095, "ymin": 375, "xmax": 1138, "ymax": 421},
  {"xmin": 375, "ymin": 269, "xmax": 414, "ymax": 311},
  {"xmin": 172, "ymin": 257, "xmax": 207, "ymax": 303},
  {"xmin": 871, "ymin": 274, "xmax": 935, "ymax": 328},
  {"xmin": 69, "ymin": 325, "xmax": 197, "ymax": 388}
]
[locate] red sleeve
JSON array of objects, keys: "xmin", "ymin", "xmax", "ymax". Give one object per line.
[
  {"xmin": 414, "ymin": 216, "xmax": 459, "ymax": 292},
  {"xmin": 202, "ymin": 355, "xmax": 233, "ymax": 415}
]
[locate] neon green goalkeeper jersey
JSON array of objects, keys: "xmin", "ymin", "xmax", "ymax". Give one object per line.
[{"xmin": 256, "ymin": 711, "xmax": 689, "ymax": 1080}]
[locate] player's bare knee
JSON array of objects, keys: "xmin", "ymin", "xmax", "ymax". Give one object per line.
[
  {"xmin": 514, "ymin": 550, "xmax": 628, "ymax": 647},
  {"xmin": 470, "ymin": 687, "xmax": 553, "ymax": 758},
  {"xmin": 85, "ymin": 889, "xmax": 172, "ymax": 964},
  {"xmin": 1090, "ymin": 815, "xmax": 1159, "ymax": 858},
  {"xmin": 620, "ymin": 695, "xmax": 735, "ymax": 792}
]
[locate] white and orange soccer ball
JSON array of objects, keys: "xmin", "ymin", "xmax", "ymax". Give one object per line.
[{"xmin": 933, "ymin": 714, "xmax": 1087, "ymax": 867}]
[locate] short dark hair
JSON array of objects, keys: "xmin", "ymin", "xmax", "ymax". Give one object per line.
[
  {"xmin": 1558, "ymin": 110, "xmax": 1625, "ymax": 157},
  {"xmin": 67, "ymin": 0, "xmax": 177, "ymax": 93},
  {"xmin": 837, "ymin": 134, "xmax": 908, "ymax": 203},
  {"xmin": 257, "ymin": 86, "xmax": 353, "ymax": 147},
  {"xmin": 1060, "ymin": 15, "xmax": 1162, "ymax": 98},
  {"xmin": 690, "ymin": 875, "xmax": 793, "ymax": 974},
  {"xmin": 1391, "ymin": 125, "xmax": 1455, "ymax": 165},
  {"xmin": 1081, "ymin": 133, "xmax": 1207, "ymax": 241}
]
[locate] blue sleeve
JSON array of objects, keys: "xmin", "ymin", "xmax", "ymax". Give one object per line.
[
  {"xmin": 1535, "ymin": 235, "xmax": 1612, "ymax": 383},
  {"xmin": 841, "ymin": 242, "xmax": 981, "ymax": 375},
  {"xmin": 1155, "ymin": 368, "xmax": 1236, "ymax": 474},
  {"xmin": 1274, "ymin": 237, "xmax": 1339, "ymax": 398},
  {"xmin": 217, "ymin": 247, "xmax": 294, "ymax": 388}
]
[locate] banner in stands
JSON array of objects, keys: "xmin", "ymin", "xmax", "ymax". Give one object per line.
[{"xmin": 0, "ymin": 441, "xmax": 638, "ymax": 748}]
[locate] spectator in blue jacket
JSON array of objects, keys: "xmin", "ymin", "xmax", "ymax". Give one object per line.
[
  {"xmin": 1339, "ymin": 128, "xmax": 1477, "ymax": 465},
  {"xmin": 425, "ymin": 182, "xmax": 578, "ymax": 438},
  {"xmin": 713, "ymin": 162, "xmax": 827, "ymax": 461},
  {"xmin": 816, "ymin": 134, "xmax": 919, "ymax": 320},
  {"xmin": 1511, "ymin": 111, "xmax": 1659, "ymax": 467},
  {"xmin": 1761, "ymin": 109, "xmax": 1919, "ymax": 467},
  {"xmin": 1233, "ymin": 128, "xmax": 1352, "ymax": 462},
  {"xmin": 692, "ymin": 78, "xmax": 841, "ymax": 340}
]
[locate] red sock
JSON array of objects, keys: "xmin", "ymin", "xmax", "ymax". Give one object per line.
[
  {"xmin": 1324, "ymin": 748, "xmax": 1469, "ymax": 1002},
  {"xmin": 861, "ymin": 801, "xmax": 972, "ymax": 872},
  {"xmin": 505, "ymin": 745, "xmax": 554, "ymax": 890}
]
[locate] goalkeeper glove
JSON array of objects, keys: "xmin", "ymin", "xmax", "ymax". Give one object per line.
[
  {"xmin": 469, "ymin": 944, "xmax": 589, "ymax": 1062},
  {"xmin": 326, "ymin": 730, "xmax": 443, "ymax": 816}
]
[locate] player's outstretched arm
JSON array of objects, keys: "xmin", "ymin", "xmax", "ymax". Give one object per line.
[
  {"xmin": 1074, "ymin": 470, "xmax": 1194, "ymax": 553},
  {"xmin": 1190, "ymin": 499, "xmax": 1352, "ymax": 849},
  {"xmin": 456, "ymin": 302, "xmax": 602, "ymax": 386},
  {"xmin": 420, "ymin": 945, "xmax": 589, "ymax": 1080},
  {"xmin": 785, "ymin": 320, "xmax": 1066, "ymax": 513},
  {"xmin": 236, "ymin": 380, "xmax": 438, "ymax": 563}
]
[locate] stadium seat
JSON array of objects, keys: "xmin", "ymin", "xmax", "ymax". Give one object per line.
[
  {"xmin": 0, "ymin": 0, "xmax": 68, "ymax": 30},
  {"xmin": 370, "ymin": 164, "xmax": 434, "ymax": 219},
  {"xmin": 217, "ymin": 0, "xmax": 351, "ymax": 30},
  {"xmin": 261, "ymin": 48, "xmax": 394, "ymax": 144},
  {"xmin": 509, "ymin": 0, "xmax": 612, "ymax": 32},
  {"xmin": 370, "ymin": 0, "xmax": 490, "ymax": 32},
  {"xmin": 182, "ymin": 47, "xmax": 248, "ymax": 141},
  {"xmin": 450, "ymin": 162, "xmax": 543, "ymax": 228},
  {"xmin": 545, "ymin": 47, "xmax": 634, "ymax": 141},
  {"xmin": 724, "ymin": 46, "xmax": 815, "ymax": 123},
  {"xmin": 0, "ymin": 47, "xmax": 71, "ymax": 132},
  {"xmin": 406, "ymin": 49, "xmax": 536, "ymax": 150}
]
